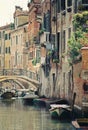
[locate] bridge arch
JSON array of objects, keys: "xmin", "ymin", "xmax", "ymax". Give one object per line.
[{"xmin": 0, "ymin": 76, "xmax": 41, "ymax": 91}]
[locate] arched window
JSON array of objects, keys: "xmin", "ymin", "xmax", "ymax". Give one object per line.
[{"xmin": 83, "ymin": 82, "xmax": 88, "ymax": 92}]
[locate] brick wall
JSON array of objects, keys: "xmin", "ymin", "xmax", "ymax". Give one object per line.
[
  {"xmin": 81, "ymin": 47, "xmax": 88, "ymax": 70},
  {"xmin": 74, "ymin": 61, "xmax": 88, "ymax": 106}
]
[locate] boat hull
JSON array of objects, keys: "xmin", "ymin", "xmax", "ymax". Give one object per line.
[
  {"xmin": 49, "ymin": 104, "xmax": 72, "ymax": 120},
  {"xmin": 49, "ymin": 107, "xmax": 65, "ymax": 119},
  {"xmin": 33, "ymin": 98, "xmax": 49, "ymax": 107},
  {"xmin": 45, "ymin": 99, "xmax": 70, "ymax": 109},
  {"xmin": 1, "ymin": 91, "xmax": 15, "ymax": 99},
  {"xmin": 23, "ymin": 94, "xmax": 39, "ymax": 105},
  {"xmin": 72, "ymin": 118, "xmax": 88, "ymax": 130}
]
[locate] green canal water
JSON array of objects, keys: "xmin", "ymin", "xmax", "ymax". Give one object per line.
[{"xmin": 0, "ymin": 98, "xmax": 75, "ymax": 130}]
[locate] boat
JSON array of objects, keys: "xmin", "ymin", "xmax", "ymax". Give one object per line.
[
  {"xmin": 33, "ymin": 97, "xmax": 49, "ymax": 107},
  {"xmin": 49, "ymin": 104, "xmax": 72, "ymax": 120},
  {"xmin": 1, "ymin": 91, "xmax": 16, "ymax": 99},
  {"xmin": 49, "ymin": 93, "xmax": 76, "ymax": 120},
  {"xmin": 45, "ymin": 98, "xmax": 70, "ymax": 109},
  {"xmin": 33, "ymin": 97, "xmax": 70, "ymax": 109},
  {"xmin": 22, "ymin": 91, "xmax": 39, "ymax": 105},
  {"xmin": 72, "ymin": 118, "xmax": 88, "ymax": 130}
]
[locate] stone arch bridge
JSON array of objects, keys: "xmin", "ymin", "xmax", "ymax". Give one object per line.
[{"xmin": 0, "ymin": 75, "xmax": 41, "ymax": 91}]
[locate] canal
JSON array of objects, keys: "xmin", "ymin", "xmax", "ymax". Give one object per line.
[{"xmin": 0, "ymin": 98, "xmax": 75, "ymax": 130}]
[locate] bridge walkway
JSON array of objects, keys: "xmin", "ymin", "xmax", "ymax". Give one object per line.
[{"xmin": 0, "ymin": 75, "xmax": 41, "ymax": 90}]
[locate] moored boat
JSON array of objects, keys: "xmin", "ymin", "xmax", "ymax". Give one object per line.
[
  {"xmin": 45, "ymin": 98, "xmax": 70, "ymax": 109},
  {"xmin": 72, "ymin": 118, "xmax": 88, "ymax": 130},
  {"xmin": 33, "ymin": 98, "xmax": 70, "ymax": 109},
  {"xmin": 1, "ymin": 91, "xmax": 16, "ymax": 99},
  {"xmin": 22, "ymin": 91, "xmax": 39, "ymax": 105},
  {"xmin": 33, "ymin": 97, "xmax": 49, "ymax": 107},
  {"xmin": 49, "ymin": 104, "xmax": 72, "ymax": 120}
]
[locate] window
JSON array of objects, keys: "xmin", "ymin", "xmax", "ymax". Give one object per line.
[
  {"xmin": 45, "ymin": 11, "xmax": 51, "ymax": 32},
  {"xmin": 5, "ymin": 33, "xmax": 10, "ymax": 40},
  {"xmin": 26, "ymin": 42, "xmax": 29, "ymax": 47},
  {"xmin": 9, "ymin": 33, "xmax": 10, "ymax": 39},
  {"xmin": 36, "ymin": 50, "xmax": 40, "ymax": 63},
  {"xmin": 28, "ymin": 52, "xmax": 33, "ymax": 60},
  {"xmin": 68, "ymin": 28, "xmax": 71, "ymax": 39},
  {"xmin": 8, "ymin": 47, "xmax": 10, "ymax": 53},
  {"xmin": 46, "ymin": 33, "xmax": 50, "ymax": 42},
  {"xmin": 51, "ymin": 34, "xmax": 55, "ymax": 46},
  {"xmin": 61, "ymin": 0, "xmax": 65, "ymax": 11},
  {"xmin": 5, "ymin": 47, "xmax": 10, "ymax": 54},
  {"xmin": 57, "ymin": 0, "xmax": 61, "ymax": 13},
  {"xmin": 51, "ymin": 1, "xmax": 57, "ymax": 17},
  {"xmin": 52, "ymin": 73, "xmax": 55, "ymax": 92},
  {"xmin": 16, "ymin": 35, "xmax": 18, "ymax": 44},
  {"xmin": 5, "ymin": 48, "xmax": 8, "ymax": 53},
  {"xmin": 67, "ymin": 0, "xmax": 72, "ymax": 7},
  {"xmin": 2, "ymin": 31, "xmax": 5, "ymax": 38},
  {"xmin": 82, "ymin": 0, "xmax": 88, "ymax": 4},
  {"xmin": 15, "ymin": 51, "xmax": 17, "ymax": 65},
  {"xmin": 5, "ymin": 34, "xmax": 8, "ymax": 40},
  {"xmin": 83, "ymin": 82, "xmax": 88, "ymax": 93},
  {"xmin": 62, "ymin": 30, "xmax": 66, "ymax": 53}
]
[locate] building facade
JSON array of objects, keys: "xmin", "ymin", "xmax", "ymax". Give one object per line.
[
  {"xmin": 27, "ymin": 0, "xmax": 41, "ymax": 80},
  {"xmin": 0, "ymin": 24, "xmax": 13, "ymax": 70},
  {"xmin": 0, "ymin": 0, "xmax": 88, "ymax": 112},
  {"xmin": 10, "ymin": 6, "xmax": 29, "ymax": 70},
  {"xmin": 38, "ymin": 0, "xmax": 73, "ymax": 99}
]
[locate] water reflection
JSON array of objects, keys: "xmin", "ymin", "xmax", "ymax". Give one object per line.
[
  {"xmin": 0, "ymin": 99, "xmax": 75, "ymax": 130},
  {"xmin": 0, "ymin": 98, "xmax": 15, "ymax": 106}
]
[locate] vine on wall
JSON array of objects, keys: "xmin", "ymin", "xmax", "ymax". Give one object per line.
[{"xmin": 68, "ymin": 11, "xmax": 88, "ymax": 64}]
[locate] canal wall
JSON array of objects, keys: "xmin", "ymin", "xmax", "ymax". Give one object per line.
[{"xmin": 40, "ymin": 59, "xmax": 88, "ymax": 109}]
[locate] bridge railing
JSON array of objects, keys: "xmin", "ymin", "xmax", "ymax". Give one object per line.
[{"xmin": 0, "ymin": 69, "xmax": 40, "ymax": 82}]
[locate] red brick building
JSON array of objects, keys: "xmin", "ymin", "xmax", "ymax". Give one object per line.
[
  {"xmin": 73, "ymin": 47, "xmax": 88, "ymax": 114},
  {"xmin": 27, "ymin": 0, "xmax": 41, "ymax": 80}
]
